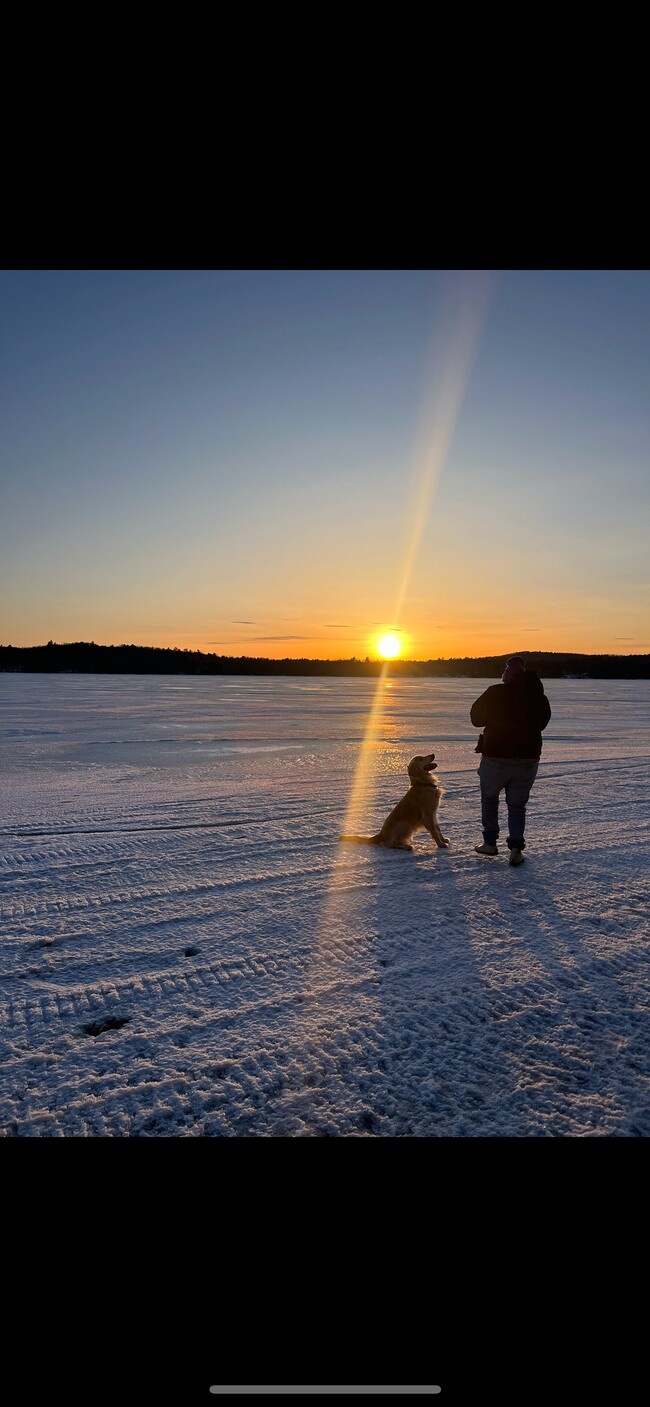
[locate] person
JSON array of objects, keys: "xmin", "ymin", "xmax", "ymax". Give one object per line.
[{"xmin": 470, "ymin": 656, "xmax": 551, "ymax": 866}]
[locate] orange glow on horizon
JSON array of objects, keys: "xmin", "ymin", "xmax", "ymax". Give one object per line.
[{"xmin": 10, "ymin": 623, "xmax": 648, "ymax": 660}]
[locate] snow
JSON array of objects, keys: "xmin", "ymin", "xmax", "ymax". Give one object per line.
[{"xmin": 1, "ymin": 673, "xmax": 648, "ymax": 1137}]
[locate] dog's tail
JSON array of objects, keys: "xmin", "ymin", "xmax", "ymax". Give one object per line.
[{"xmin": 339, "ymin": 834, "xmax": 382, "ymax": 844}]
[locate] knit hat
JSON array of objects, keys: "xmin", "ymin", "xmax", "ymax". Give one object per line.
[{"xmin": 502, "ymin": 656, "xmax": 525, "ymax": 684}]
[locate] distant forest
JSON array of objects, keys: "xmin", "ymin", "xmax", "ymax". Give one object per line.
[{"xmin": 1, "ymin": 642, "xmax": 649, "ymax": 678}]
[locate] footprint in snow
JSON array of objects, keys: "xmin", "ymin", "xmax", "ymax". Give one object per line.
[{"xmin": 82, "ymin": 1016, "xmax": 131, "ymax": 1037}]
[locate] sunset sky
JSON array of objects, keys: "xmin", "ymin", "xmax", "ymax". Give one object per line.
[{"xmin": 1, "ymin": 269, "xmax": 648, "ymax": 659}]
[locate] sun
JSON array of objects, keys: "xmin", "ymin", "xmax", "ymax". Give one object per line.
[{"xmin": 377, "ymin": 632, "xmax": 402, "ymax": 660}]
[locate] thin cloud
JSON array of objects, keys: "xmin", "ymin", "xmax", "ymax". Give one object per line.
[
  {"xmin": 231, "ymin": 620, "xmax": 256, "ymax": 624},
  {"xmin": 209, "ymin": 637, "xmax": 361, "ymax": 646}
]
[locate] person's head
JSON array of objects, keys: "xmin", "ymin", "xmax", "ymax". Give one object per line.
[{"xmin": 502, "ymin": 656, "xmax": 525, "ymax": 685}]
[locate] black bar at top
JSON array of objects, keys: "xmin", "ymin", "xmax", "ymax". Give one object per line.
[{"xmin": 209, "ymin": 1389, "xmax": 442, "ymax": 1396}]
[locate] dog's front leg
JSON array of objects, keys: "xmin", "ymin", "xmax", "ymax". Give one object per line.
[{"xmin": 427, "ymin": 822, "xmax": 450, "ymax": 848}]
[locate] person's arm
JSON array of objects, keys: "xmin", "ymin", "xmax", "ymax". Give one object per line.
[
  {"xmin": 540, "ymin": 694, "xmax": 551, "ymax": 730},
  {"xmin": 470, "ymin": 688, "xmax": 493, "ymax": 727}
]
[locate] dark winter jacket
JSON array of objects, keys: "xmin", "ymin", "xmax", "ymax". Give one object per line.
[{"xmin": 470, "ymin": 671, "xmax": 551, "ymax": 759}]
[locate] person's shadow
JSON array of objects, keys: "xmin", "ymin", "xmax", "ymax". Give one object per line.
[{"xmin": 313, "ymin": 824, "xmax": 649, "ymax": 1136}]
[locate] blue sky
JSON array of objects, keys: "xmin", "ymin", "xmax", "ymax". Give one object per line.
[{"xmin": 1, "ymin": 268, "xmax": 648, "ymax": 657}]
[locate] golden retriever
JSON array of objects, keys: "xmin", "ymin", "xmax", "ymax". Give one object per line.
[{"xmin": 340, "ymin": 753, "xmax": 449, "ymax": 851}]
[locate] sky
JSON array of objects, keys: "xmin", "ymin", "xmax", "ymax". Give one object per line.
[{"xmin": 1, "ymin": 268, "xmax": 648, "ymax": 659}]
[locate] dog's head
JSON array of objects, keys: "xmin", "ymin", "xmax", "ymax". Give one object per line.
[{"xmin": 407, "ymin": 752, "xmax": 438, "ymax": 783}]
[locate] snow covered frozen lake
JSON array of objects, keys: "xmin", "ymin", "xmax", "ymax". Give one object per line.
[{"xmin": 1, "ymin": 672, "xmax": 648, "ymax": 1136}]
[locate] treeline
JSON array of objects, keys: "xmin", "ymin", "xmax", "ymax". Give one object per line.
[{"xmin": 1, "ymin": 641, "xmax": 649, "ymax": 678}]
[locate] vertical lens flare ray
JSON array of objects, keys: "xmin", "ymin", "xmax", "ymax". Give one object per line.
[
  {"xmin": 392, "ymin": 271, "xmax": 494, "ymax": 633},
  {"xmin": 340, "ymin": 660, "xmax": 391, "ymax": 836},
  {"xmin": 303, "ymin": 274, "xmax": 494, "ymax": 1073},
  {"xmin": 341, "ymin": 272, "xmax": 494, "ymax": 842}
]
